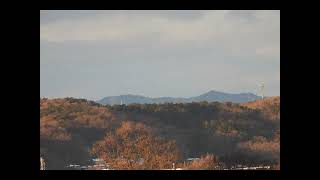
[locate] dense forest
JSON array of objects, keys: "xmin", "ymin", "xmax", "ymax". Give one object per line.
[{"xmin": 40, "ymin": 97, "xmax": 280, "ymax": 170}]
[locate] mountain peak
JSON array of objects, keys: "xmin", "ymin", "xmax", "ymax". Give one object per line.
[{"xmin": 203, "ymin": 90, "xmax": 225, "ymax": 95}]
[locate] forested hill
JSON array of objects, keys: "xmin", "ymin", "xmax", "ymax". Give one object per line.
[
  {"xmin": 40, "ymin": 97, "xmax": 280, "ymax": 169},
  {"xmin": 241, "ymin": 96, "xmax": 280, "ymax": 121}
]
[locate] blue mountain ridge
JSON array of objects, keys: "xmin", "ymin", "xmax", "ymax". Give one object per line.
[{"xmin": 96, "ymin": 90, "xmax": 261, "ymax": 105}]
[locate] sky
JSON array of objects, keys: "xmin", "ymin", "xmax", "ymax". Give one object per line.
[{"xmin": 40, "ymin": 10, "xmax": 280, "ymax": 100}]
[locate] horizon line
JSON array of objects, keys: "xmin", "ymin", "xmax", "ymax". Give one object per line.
[{"xmin": 40, "ymin": 89, "xmax": 271, "ymax": 101}]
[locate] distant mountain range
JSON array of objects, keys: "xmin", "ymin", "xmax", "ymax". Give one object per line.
[{"xmin": 96, "ymin": 90, "xmax": 261, "ymax": 105}]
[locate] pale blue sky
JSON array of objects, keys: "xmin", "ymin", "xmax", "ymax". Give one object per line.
[{"xmin": 40, "ymin": 10, "xmax": 280, "ymax": 100}]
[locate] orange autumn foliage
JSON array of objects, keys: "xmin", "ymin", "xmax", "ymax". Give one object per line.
[{"xmin": 90, "ymin": 121, "xmax": 181, "ymax": 169}]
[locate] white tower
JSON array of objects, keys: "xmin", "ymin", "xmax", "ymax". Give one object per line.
[
  {"xmin": 40, "ymin": 157, "xmax": 46, "ymax": 170},
  {"xmin": 257, "ymin": 82, "xmax": 265, "ymax": 99}
]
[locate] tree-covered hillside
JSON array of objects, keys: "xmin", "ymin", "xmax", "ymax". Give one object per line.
[{"xmin": 40, "ymin": 97, "xmax": 280, "ymax": 169}]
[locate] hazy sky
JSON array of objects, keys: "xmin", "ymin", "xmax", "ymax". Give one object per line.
[{"xmin": 40, "ymin": 10, "xmax": 280, "ymax": 100}]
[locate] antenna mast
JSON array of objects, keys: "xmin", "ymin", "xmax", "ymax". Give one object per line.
[{"xmin": 258, "ymin": 82, "xmax": 265, "ymax": 99}]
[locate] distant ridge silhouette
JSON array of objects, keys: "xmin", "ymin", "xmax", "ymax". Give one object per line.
[{"xmin": 96, "ymin": 90, "xmax": 261, "ymax": 105}]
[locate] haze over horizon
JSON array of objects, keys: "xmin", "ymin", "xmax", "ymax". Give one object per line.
[
  {"xmin": 41, "ymin": 10, "xmax": 280, "ymax": 101},
  {"xmin": 40, "ymin": 90, "xmax": 267, "ymax": 102}
]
